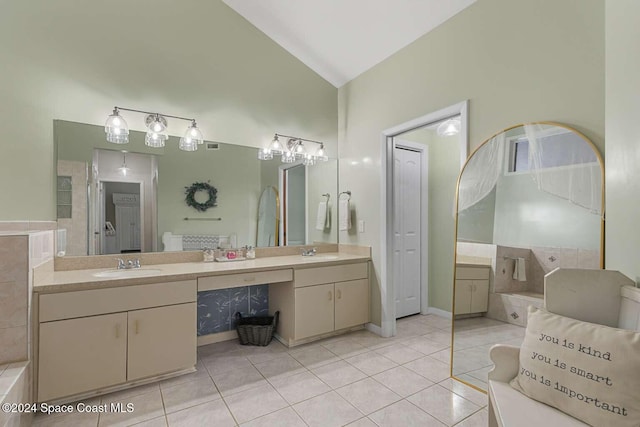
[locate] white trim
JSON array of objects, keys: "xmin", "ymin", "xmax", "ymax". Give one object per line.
[
  {"xmin": 394, "ymin": 140, "xmax": 429, "ymax": 316},
  {"xmin": 365, "ymin": 322, "xmax": 383, "ymax": 336},
  {"xmin": 426, "ymin": 306, "xmax": 452, "ymax": 319},
  {"xmin": 278, "ymin": 161, "xmax": 308, "ymax": 245},
  {"xmin": 380, "ymin": 100, "xmax": 469, "ymax": 338}
]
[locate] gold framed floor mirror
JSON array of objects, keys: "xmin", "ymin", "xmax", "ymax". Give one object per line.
[{"xmin": 450, "ymin": 122, "xmax": 604, "ymax": 391}]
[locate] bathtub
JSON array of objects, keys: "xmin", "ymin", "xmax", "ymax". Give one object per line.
[{"xmin": 492, "ymin": 291, "xmax": 544, "ymax": 327}]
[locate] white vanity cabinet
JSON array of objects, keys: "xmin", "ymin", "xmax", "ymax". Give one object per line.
[
  {"xmin": 271, "ymin": 262, "xmax": 369, "ymax": 346},
  {"xmin": 36, "ymin": 280, "xmax": 196, "ymax": 402},
  {"xmin": 454, "ymin": 266, "xmax": 490, "ymax": 315}
]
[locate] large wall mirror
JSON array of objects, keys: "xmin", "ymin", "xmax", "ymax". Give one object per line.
[
  {"xmin": 54, "ymin": 120, "xmax": 338, "ymax": 256},
  {"xmin": 451, "ymin": 122, "xmax": 604, "ymax": 391}
]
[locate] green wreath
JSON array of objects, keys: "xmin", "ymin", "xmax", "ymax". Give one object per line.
[{"xmin": 185, "ymin": 181, "xmax": 217, "ymax": 212}]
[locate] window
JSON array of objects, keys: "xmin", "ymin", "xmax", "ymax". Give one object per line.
[{"xmin": 508, "ymin": 129, "xmax": 597, "ymax": 173}]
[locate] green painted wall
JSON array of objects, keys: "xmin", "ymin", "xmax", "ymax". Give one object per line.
[
  {"xmin": 0, "ymin": 0, "xmax": 337, "ymax": 221},
  {"xmin": 605, "ymin": 0, "xmax": 640, "ymax": 283},
  {"xmin": 338, "ymin": 0, "xmax": 605, "ymax": 321}
]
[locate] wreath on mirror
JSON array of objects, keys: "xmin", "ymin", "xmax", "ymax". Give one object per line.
[{"xmin": 185, "ymin": 181, "xmax": 217, "ymax": 212}]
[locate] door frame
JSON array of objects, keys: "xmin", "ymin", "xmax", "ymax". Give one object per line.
[
  {"xmin": 393, "ymin": 140, "xmax": 428, "ymax": 319},
  {"xmin": 98, "ymin": 179, "xmax": 144, "ymax": 254},
  {"xmin": 380, "ymin": 100, "xmax": 469, "ymax": 337},
  {"xmin": 278, "ymin": 162, "xmax": 309, "ymax": 246}
]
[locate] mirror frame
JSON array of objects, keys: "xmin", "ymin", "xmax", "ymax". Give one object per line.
[
  {"xmin": 256, "ymin": 186, "xmax": 280, "ymax": 247},
  {"xmin": 449, "ymin": 121, "xmax": 605, "ymax": 391}
]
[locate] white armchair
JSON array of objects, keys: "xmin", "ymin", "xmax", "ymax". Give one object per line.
[{"xmin": 487, "ymin": 268, "xmax": 639, "ymax": 427}]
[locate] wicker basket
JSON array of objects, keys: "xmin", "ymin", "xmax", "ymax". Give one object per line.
[{"xmin": 235, "ymin": 311, "xmax": 279, "ymax": 346}]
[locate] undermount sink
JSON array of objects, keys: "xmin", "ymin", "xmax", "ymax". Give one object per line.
[
  {"xmin": 306, "ymin": 254, "xmax": 340, "ymax": 260},
  {"xmin": 93, "ymin": 268, "xmax": 162, "ymax": 278}
]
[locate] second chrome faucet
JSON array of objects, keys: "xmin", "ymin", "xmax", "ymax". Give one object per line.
[{"xmin": 117, "ymin": 258, "xmax": 141, "ymax": 269}]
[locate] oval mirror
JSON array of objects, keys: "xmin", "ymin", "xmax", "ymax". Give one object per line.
[
  {"xmin": 256, "ymin": 186, "xmax": 279, "ymax": 247},
  {"xmin": 451, "ymin": 122, "xmax": 603, "ymax": 391}
]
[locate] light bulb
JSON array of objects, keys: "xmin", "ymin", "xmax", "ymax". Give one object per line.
[
  {"xmin": 105, "ymin": 108, "xmax": 129, "ymax": 144},
  {"xmin": 181, "ymin": 121, "xmax": 204, "ymax": 147}
]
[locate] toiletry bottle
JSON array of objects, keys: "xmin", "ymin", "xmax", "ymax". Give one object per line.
[{"xmin": 246, "ymin": 245, "xmax": 255, "ymax": 259}]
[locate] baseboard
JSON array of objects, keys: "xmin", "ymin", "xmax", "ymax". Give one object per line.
[
  {"xmin": 426, "ymin": 306, "xmax": 452, "ymax": 319},
  {"xmin": 365, "ymin": 322, "xmax": 383, "ymax": 336},
  {"xmin": 197, "ymin": 330, "xmax": 238, "ymax": 346}
]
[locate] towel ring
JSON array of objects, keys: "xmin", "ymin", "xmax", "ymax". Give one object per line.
[
  {"xmin": 322, "ymin": 193, "xmax": 330, "ymax": 202},
  {"xmin": 339, "ymin": 191, "xmax": 351, "ymax": 201}
]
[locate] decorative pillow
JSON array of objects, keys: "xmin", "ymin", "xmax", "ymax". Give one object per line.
[{"xmin": 510, "ymin": 307, "xmax": 640, "ymax": 427}]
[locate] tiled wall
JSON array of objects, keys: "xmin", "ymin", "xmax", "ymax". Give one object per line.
[
  {"xmin": 56, "ymin": 160, "xmax": 88, "ymax": 257},
  {"xmin": 197, "ymin": 285, "xmax": 269, "ymax": 336},
  {"xmin": 0, "ymin": 231, "xmax": 54, "ymax": 365},
  {"xmin": 0, "ymin": 236, "xmax": 29, "ymax": 365}
]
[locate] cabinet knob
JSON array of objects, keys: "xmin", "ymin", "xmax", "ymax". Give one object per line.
[
  {"xmin": 115, "ymin": 323, "xmax": 120, "ymax": 338},
  {"xmin": 134, "ymin": 320, "xmax": 140, "ymax": 334},
  {"xmin": 337, "ymin": 289, "xmax": 342, "ymax": 299},
  {"xmin": 244, "ymin": 277, "xmax": 255, "ymax": 282},
  {"xmin": 328, "ymin": 291, "xmax": 332, "ymax": 301}
]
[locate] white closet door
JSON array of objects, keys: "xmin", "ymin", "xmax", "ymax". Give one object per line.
[
  {"xmin": 116, "ymin": 205, "xmax": 141, "ymax": 252},
  {"xmin": 394, "ymin": 147, "xmax": 422, "ymax": 318}
]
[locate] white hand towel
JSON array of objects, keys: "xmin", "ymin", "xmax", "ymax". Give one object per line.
[
  {"xmin": 316, "ymin": 201, "xmax": 328, "ymax": 231},
  {"xmin": 513, "ymin": 257, "xmax": 527, "ymax": 281},
  {"xmin": 339, "ymin": 199, "xmax": 351, "ymax": 231}
]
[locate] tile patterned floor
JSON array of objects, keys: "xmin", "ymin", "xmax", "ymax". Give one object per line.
[
  {"xmin": 33, "ymin": 314, "xmax": 488, "ymax": 426},
  {"xmin": 452, "ymin": 317, "xmax": 525, "ymax": 389}
]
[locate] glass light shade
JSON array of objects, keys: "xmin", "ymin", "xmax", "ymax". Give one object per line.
[
  {"xmin": 179, "ymin": 138, "xmax": 198, "ymax": 152},
  {"xmin": 145, "ymin": 131, "xmax": 167, "ymax": 148},
  {"xmin": 105, "ymin": 110, "xmax": 129, "ymax": 144},
  {"xmin": 294, "ymin": 143, "xmax": 306, "ymax": 159},
  {"xmin": 183, "ymin": 122, "xmax": 204, "ymax": 146},
  {"xmin": 148, "ymin": 115, "xmax": 167, "ymax": 133},
  {"xmin": 258, "ymin": 148, "xmax": 273, "ymax": 160},
  {"xmin": 269, "ymin": 136, "xmax": 284, "ymax": 155},
  {"xmin": 303, "ymin": 153, "xmax": 316, "ymax": 166},
  {"xmin": 437, "ymin": 118, "xmax": 461, "ymax": 137},
  {"xmin": 315, "ymin": 145, "xmax": 328, "ymax": 162},
  {"xmin": 281, "ymin": 150, "xmax": 296, "ymax": 163}
]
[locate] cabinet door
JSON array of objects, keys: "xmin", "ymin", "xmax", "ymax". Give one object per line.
[
  {"xmin": 470, "ymin": 280, "xmax": 489, "ymax": 313},
  {"xmin": 38, "ymin": 312, "xmax": 127, "ymax": 401},
  {"xmin": 127, "ymin": 302, "xmax": 196, "ymax": 381},
  {"xmin": 294, "ymin": 283, "xmax": 334, "ymax": 340},
  {"xmin": 335, "ymin": 279, "xmax": 369, "ymax": 330},
  {"xmin": 454, "ymin": 280, "xmax": 473, "ymax": 315}
]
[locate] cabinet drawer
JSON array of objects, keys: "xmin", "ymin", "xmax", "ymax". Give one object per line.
[
  {"xmin": 39, "ymin": 280, "xmax": 196, "ymax": 322},
  {"xmin": 456, "ymin": 266, "xmax": 490, "ymax": 280},
  {"xmin": 198, "ymin": 269, "xmax": 292, "ymax": 291},
  {"xmin": 294, "ymin": 263, "xmax": 368, "ymax": 288}
]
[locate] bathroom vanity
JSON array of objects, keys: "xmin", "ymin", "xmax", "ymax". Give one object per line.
[
  {"xmin": 32, "ymin": 250, "xmax": 370, "ymax": 403},
  {"xmin": 454, "ymin": 257, "xmax": 491, "ymax": 316}
]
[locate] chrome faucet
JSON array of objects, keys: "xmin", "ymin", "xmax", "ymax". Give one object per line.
[
  {"xmin": 117, "ymin": 258, "xmax": 141, "ymax": 269},
  {"xmin": 301, "ymin": 247, "xmax": 317, "ymax": 257}
]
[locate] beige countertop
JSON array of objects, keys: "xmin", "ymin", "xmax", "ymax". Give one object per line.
[
  {"xmin": 456, "ymin": 255, "xmax": 492, "ymax": 267},
  {"xmin": 34, "ymin": 252, "xmax": 370, "ymax": 294}
]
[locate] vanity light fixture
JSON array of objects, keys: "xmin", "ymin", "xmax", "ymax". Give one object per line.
[
  {"xmin": 436, "ymin": 118, "xmax": 461, "ymax": 137},
  {"xmin": 258, "ymin": 133, "xmax": 329, "ymax": 165},
  {"xmin": 104, "ymin": 106, "xmax": 204, "ymax": 151}
]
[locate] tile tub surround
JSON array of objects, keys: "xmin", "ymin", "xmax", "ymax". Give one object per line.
[
  {"xmin": 0, "ymin": 361, "xmax": 31, "ymax": 427},
  {"xmin": 32, "ymin": 314, "xmax": 488, "ymax": 427},
  {"xmin": 0, "ymin": 236, "xmax": 29, "ymax": 365}
]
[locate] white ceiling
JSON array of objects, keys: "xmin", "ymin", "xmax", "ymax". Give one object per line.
[{"xmin": 223, "ymin": 0, "xmax": 476, "ymax": 87}]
